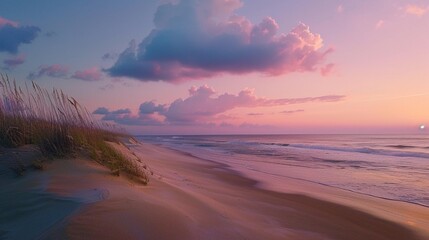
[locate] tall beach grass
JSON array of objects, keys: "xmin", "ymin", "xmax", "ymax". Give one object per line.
[{"xmin": 0, "ymin": 74, "xmax": 149, "ymax": 184}]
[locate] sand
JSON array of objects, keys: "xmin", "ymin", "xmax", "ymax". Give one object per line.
[{"xmin": 1, "ymin": 142, "xmax": 428, "ymax": 240}]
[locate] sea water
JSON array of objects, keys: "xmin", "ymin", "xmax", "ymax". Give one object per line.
[{"xmin": 138, "ymin": 135, "xmax": 429, "ymax": 207}]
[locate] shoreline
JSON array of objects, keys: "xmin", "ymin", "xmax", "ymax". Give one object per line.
[
  {"xmin": 277, "ymin": 174, "xmax": 429, "ymax": 209},
  {"xmin": 1, "ymin": 142, "xmax": 428, "ymax": 239},
  {"xmin": 148, "ymin": 141, "xmax": 429, "ymax": 209},
  {"xmin": 142, "ymin": 142, "xmax": 429, "ymax": 238}
]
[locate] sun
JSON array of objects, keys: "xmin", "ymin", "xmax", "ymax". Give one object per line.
[{"xmin": 420, "ymin": 125, "xmax": 425, "ymax": 130}]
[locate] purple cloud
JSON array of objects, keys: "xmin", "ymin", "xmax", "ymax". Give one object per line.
[
  {"xmin": 99, "ymin": 84, "xmax": 115, "ymax": 91},
  {"xmin": 0, "ymin": 16, "xmax": 40, "ymax": 54},
  {"xmin": 93, "ymin": 107, "xmax": 163, "ymax": 126},
  {"xmin": 27, "ymin": 64, "xmax": 69, "ymax": 80},
  {"xmin": 281, "ymin": 109, "xmax": 304, "ymax": 114},
  {"xmin": 99, "ymin": 108, "xmax": 132, "ymax": 121},
  {"xmin": 94, "ymin": 85, "xmax": 345, "ymax": 126},
  {"xmin": 107, "ymin": 0, "xmax": 333, "ymax": 82},
  {"xmin": 102, "ymin": 52, "xmax": 118, "ymax": 60},
  {"xmin": 3, "ymin": 54, "xmax": 25, "ymax": 68},
  {"xmin": 110, "ymin": 109, "xmax": 132, "ymax": 114},
  {"xmin": 44, "ymin": 31, "xmax": 56, "ymax": 37},
  {"xmin": 93, "ymin": 107, "xmax": 109, "ymax": 115},
  {"xmin": 72, "ymin": 67, "xmax": 103, "ymax": 81},
  {"xmin": 139, "ymin": 101, "xmax": 166, "ymax": 114}
]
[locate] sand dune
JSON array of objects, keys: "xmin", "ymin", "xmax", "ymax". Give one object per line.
[{"xmin": 1, "ymin": 142, "xmax": 428, "ymax": 239}]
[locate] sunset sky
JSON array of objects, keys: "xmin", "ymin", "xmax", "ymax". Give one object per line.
[{"xmin": 1, "ymin": 0, "xmax": 428, "ymax": 134}]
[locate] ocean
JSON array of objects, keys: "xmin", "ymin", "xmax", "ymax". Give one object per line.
[{"xmin": 137, "ymin": 134, "xmax": 429, "ymax": 207}]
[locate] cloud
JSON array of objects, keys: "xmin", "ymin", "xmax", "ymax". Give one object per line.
[
  {"xmin": 281, "ymin": 109, "xmax": 304, "ymax": 114},
  {"xmin": 102, "ymin": 52, "xmax": 118, "ymax": 60},
  {"xmin": 0, "ymin": 16, "xmax": 40, "ymax": 54},
  {"xmin": 375, "ymin": 20, "xmax": 384, "ymax": 29},
  {"xmin": 27, "ymin": 64, "xmax": 69, "ymax": 80},
  {"xmin": 95, "ymin": 108, "xmax": 132, "ymax": 121},
  {"xmin": 320, "ymin": 63, "xmax": 335, "ymax": 76},
  {"xmin": 0, "ymin": 17, "xmax": 18, "ymax": 27},
  {"xmin": 94, "ymin": 85, "xmax": 345, "ymax": 126},
  {"xmin": 248, "ymin": 109, "xmax": 304, "ymax": 116},
  {"xmin": 72, "ymin": 67, "xmax": 103, "ymax": 81},
  {"xmin": 44, "ymin": 31, "xmax": 56, "ymax": 37},
  {"xmin": 93, "ymin": 107, "xmax": 164, "ymax": 126},
  {"xmin": 404, "ymin": 4, "xmax": 428, "ymax": 16},
  {"xmin": 3, "ymin": 54, "xmax": 25, "ymax": 69},
  {"xmin": 99, "ymin": 84, "xmax": 115, "ymax": 91},
  {"xmin": 93, "ymin": 107, "xmax": 110, "ymax": 115},
  {"xmin": 139, "ymin": 101, "xmax": 166, "ymax": 114},
  {"xmin": 247, "ymin": 112, "xmax": 263, "ymax": 116},
  {"xmin": 107, "ymin": 0, "xmax": 333, "ymax": 82},
  {"xmin": 27, "ymin": 65, "xmax": 103, "ymax": 81},
  {"xmin": 337, "ymin": 4, "xmax": 344, "ymax": 13},
  {"xmin": 96, "ymin": 108, "xmax": 144, "ymax": 125},
  {"xmin": 111, "ymin": 109, "xmax": 132, "ymax": 114}
]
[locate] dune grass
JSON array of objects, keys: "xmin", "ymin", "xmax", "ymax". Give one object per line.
[{"xmin": 0, "ymin": 74, "xmax": 149, "ymax": 184}]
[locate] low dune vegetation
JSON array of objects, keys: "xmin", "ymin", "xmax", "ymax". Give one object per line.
[{"xmin": 0, "ymin": 74, "xmax": 149, "ymax": 184}]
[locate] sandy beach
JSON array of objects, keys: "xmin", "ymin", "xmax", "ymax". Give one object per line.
[
  {"xmin": 1, "ymin": 142, "xmax": 428, "ymax": 240},
  {"xmin": 2, "ymin": 0, "xmax": 428, "ymax": 238}
]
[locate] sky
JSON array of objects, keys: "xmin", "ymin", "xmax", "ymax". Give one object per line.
[{"xmin": 1, "ymin": 0, "xmax": 428, "ymax": 135}]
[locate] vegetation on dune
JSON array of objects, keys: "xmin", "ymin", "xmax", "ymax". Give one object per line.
[{"xmin": 0, "ymin": 74, "xmax": 149, "ymax": 184}]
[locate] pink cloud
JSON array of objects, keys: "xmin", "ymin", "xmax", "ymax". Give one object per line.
[
  {"xmin": 375, "ymin": 20, "xmax": 385, "ymax": 29},
  {"xmin": 108, "ymin": 0, "xmax": 333, "ymax": 82},
  {"xmin": 72, "ymin": 67, "xmax": 102, "ymax": 81},
  {"xmin": 337, "ymin": 4, "xmax": 344, "ymax": 13},
  {"xmin": 320, "ymin": 63, "xmax": 335, "ymax": 76},
  {"xmin": 0, "ymin": 16, "xmax": 18, "ymax": 27},
  {"xmin": 27, "ymin": 64, "xmax": 69, "ymax": 80},
  {"xmin": 94, "ymin": 85, "xmax": 345, "ymax": 125},
  {"xmin": 3, "ymin": 54, "xmax": 25, "ymax": 68},
  {"xmin": 404, "ymin": 4, "xmax": 428, "ymax": 17}
]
